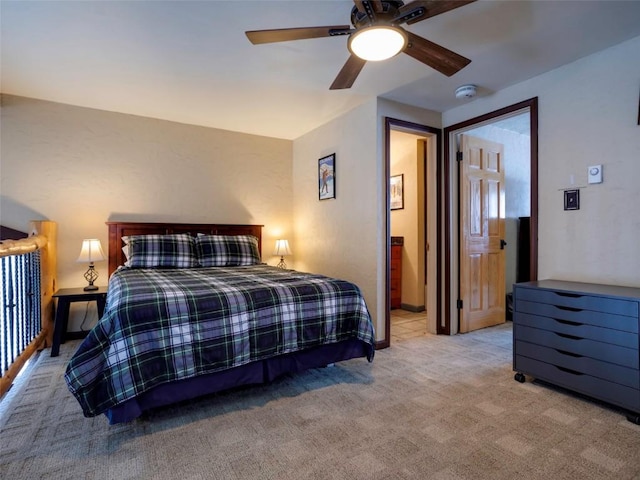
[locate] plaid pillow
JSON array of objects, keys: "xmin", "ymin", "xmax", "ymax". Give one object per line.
[
  {"xmin": 195, "ymin": 234, "xmax": 261, "ymax": 267},
  {"xmin": 125, "ymin": 234, "xmax": 198, "ymax": 268}
]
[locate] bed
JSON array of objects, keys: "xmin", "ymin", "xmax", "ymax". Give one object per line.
[{"xmin": 64, "ymin": 222, "xmax": 376, "ymax": 423}]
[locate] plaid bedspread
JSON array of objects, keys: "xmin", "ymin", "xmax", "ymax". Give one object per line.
[{"xmin": 65, "ymin": 265, "xmax": 375, "ymax": 417}]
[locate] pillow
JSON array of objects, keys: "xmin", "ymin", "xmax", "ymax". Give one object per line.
[
  {"xmin": 195, "ymin": 234, "xmax": 261, "ymax": 267},
  {"xmin": 122, "ymin": 245, "xmax": 130, "ymax": 261},
  {"xmin": 125, "ymin": 233, "xmax": 198, "ymax": 268},
  {"xmin": 121, "ymin": 236, "xmax": 131, "ymax": 261}
]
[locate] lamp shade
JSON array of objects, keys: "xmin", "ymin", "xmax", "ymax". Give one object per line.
[
  {"xmin": 77, "ymin": 239, "xmax": 106, "ymax": 263},
  {"xmin": 348, "ymin": 25, "xmax": 408, "ymax": 61},
  {"xmin": 273, "ymin": 239, "xmax": 292, "ymax": 257}
]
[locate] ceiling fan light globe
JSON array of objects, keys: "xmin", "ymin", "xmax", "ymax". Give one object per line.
[{"xmin": 348, "ymin": 26, "xmax": 407, "ymax": 62}]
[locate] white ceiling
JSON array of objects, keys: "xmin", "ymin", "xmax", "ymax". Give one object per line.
[{"xmin": 2, "ymin": 0, "xmax": 640, "ymax": 140}]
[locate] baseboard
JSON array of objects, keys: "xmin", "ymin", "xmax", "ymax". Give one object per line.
[{"xmin": 399, "ymin": 303, "xmax": 425, "ymax": 313}]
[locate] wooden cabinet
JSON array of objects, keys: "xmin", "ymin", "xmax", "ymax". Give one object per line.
[
  {"xmin": 513, "ymin": 280, "xmax": 640, "ymax": 423},
  {"xmin": 390, "ymin": 237, "xmax": 403, "ymax": 309}
]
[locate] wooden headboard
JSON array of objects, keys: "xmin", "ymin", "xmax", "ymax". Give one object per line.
[{"xmin": 106, "ymin": 222, "xmax": 264, "ymax": 276}]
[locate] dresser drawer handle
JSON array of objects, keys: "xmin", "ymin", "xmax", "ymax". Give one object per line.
[
  {"xmin": 555, "ymin": 349, "xmax": 583, "ymax": 358},
  {"xmin": 554, "ymin": 318, "xmax": 582, "ymax": 327},
  {"xmin": 554, "ymin": 332, "xmax": 583, "ymax": 341},
  {"xmin": 555, "ymin": 292, "xmax": 583, "ymax": 298},
  {"xmin": 555, "ymin": 365, "xmax": 584, "ymax": 376},
  {"xmin": 555, "ymin": 305, "xmax": 583, "ymax": 312}
]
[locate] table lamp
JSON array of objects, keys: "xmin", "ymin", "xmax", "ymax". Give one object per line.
[
  {"xmin": 77, "ymin": 239, "xmax": 106, "ymax": 290},
  {"xmin": 273, "ymin": 239, "xmax": 292, "ymax": 269}
]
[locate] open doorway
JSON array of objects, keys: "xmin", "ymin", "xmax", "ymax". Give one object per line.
[
  {"xmin": 385, "ymin": 118, "xmax": 441, "ymax": 345},
  {"xmin": 443, "ymin": 98, "xmax": 538, "ymax": 335}
]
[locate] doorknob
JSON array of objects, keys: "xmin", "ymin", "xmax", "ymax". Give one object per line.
[{"xmin": 500, "ymin": 239, "xmax": 507, "ymax": 250}]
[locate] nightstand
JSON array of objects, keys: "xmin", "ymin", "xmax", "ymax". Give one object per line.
[{"xmin": 51, "ymin": 287, "xmax": 107, "ymax": 357}]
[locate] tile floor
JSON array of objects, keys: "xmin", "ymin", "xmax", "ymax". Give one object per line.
[{"xmin": 390, "ymin": 308, "xmax": 432, "ymax": 342}]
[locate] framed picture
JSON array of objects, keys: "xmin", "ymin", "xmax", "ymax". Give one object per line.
[
  {"xmin": 564, "ymin": 189, "xmax": 580, "ymax": 211},
  {"xmin": 319, "ymin": 153, "xmax": 335, "ymax": 200},
  {"xmin": 390, "ymin": 174, "xmax": 404, "ymax": 210}
]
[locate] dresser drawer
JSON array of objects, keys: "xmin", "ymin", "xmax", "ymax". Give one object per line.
[
  {"xmin": 515, "ymin": 355, "xmax": 640, "ymax": 412},
  {"xmin": 515, "ymin": 324, "xmax": 639, "ymax": 369},
  {"xmin": 515, "ymin": 340, "xmax": 639, "ymax": 389},
  {"xmin": 516, "ymin": 300, "xmax": 638, "ymax": 333},
  {"xmin": 515, "ymin": 312, "xmax": 638, "ymax": 348},
  {"xmin": 515, "ymin": 287, "xmax": 638, "ymax": 317}
]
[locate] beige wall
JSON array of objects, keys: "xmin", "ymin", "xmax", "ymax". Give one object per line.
[
  {"xmin": 1, "ymin": 95, "xmax": 293, "ymax": 329},
  {"xmin": 444, "ymin": 35, "xmax": 640, "ymax": 288},
  {"xmin": 292, "ymin": 100, "xmax": 380, "ymax": 329},
  {"xmin": 1, "ymin": 93, "xmax": 441, "ymax": 342}
]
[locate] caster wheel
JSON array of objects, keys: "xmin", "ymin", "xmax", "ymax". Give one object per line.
[
  {"xmin": 514, "ymin": 372, "xmax": 526, "ymax": 383},
  {"xmin": 626, "ymin": 414, "xmax": 640, "ymax": 425}
]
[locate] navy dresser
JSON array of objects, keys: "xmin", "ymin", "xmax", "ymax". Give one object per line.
[{"xmin": 513, "ymin": 280, "xmax": 640, "ymax": 424}]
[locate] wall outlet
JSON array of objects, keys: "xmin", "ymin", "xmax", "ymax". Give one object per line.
[{"xmin": 588, "ymin": 165, "xmax": 603, "ymax": 184}]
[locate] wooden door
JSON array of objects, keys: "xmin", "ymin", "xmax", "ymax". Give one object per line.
[{"xmin": 459, "ymin": 134, "xmax": 506, "ymax": 333}]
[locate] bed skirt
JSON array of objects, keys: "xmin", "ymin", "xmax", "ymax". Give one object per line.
[{"xmin": 105, "ymin": 338, "xmax": 371, "ymax": 424}]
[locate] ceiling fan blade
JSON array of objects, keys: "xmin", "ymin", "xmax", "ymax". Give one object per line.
[
  {"xmin": 246, "ymin": 26, "xmax": 351, "ymax": 44},
  {"xmin": 403, "ymin": 31, "xmax": 471, "ymax": 77},
  {"xmin": 330, "ymin": 55, "xmax": 367, "ymax": 90},
  {"xmin": 396, "ymin": 0, "xmax": 476, "ymax": 25}
]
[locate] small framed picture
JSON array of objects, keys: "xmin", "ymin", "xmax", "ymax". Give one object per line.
[
  {"xmin": 564, "ymin": 189, "xmax": 580, "ymax": 210},
  {"xmin": 390, "ymin": 174, "xmax": 404, "ymax": 210},
  {"xmin": 319, "ymin": 153, "xmax": 335, "ymax": 200}
]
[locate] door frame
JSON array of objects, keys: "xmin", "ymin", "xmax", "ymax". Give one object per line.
[
  {"xmin": 442, "ymin": 97, "xmax": 539, "ymax": 335},
  {"xmin": 384, "ymin": 117, "xmax": 442, "ymax": 346}
]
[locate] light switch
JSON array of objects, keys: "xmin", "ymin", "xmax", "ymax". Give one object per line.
[{"xmin": 588, "ymin": 165, "xmax": 603, "ymax": 184}]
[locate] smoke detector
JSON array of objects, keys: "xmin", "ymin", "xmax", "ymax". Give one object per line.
[{"xmin": 455, "ymin": 84, "xmax": 477, "ymax": 99}]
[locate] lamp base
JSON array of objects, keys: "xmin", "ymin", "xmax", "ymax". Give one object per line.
[
  {"xmin": 276, "ymin": 256, "xmax": 287, "ymax": 269},
  {"xmin": 83, "ymin": 264, "xmax": 99, "ymax": 291}
]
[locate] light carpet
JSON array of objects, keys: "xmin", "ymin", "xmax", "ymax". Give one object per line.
[{"xmin": 1, "ymin": 323, "xmax": 639, "ymax": 480}]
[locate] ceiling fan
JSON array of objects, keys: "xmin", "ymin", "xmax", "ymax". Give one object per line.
[{"xmin": 246, "ymin": 0, "xmax": 476, "ymax": 90}]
